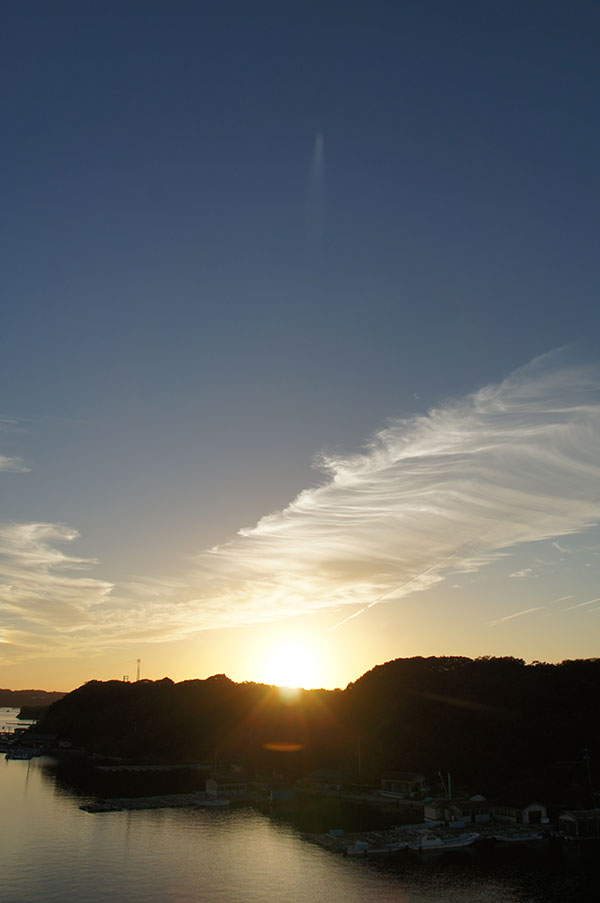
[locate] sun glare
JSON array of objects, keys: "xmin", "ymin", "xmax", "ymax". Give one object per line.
[{"xmin": 263, "ymin": 639, "xmax": 319, "ymax": 690}]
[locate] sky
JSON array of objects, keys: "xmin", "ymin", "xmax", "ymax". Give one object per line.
[{"xmin": 1, "ymin": 0, "xmax": 600, "ymax": 692}]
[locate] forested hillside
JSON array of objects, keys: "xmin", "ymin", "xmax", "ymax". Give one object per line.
[{"xmin": 32, "ymin": 657, "xmax": 599, "ymax": 807}]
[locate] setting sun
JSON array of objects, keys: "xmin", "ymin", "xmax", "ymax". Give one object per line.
[{"xmin": 262, "ymin": 639, "xmax": 319, "ymax": 689}]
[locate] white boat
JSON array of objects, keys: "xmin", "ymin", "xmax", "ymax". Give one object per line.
[
  {"xmin": 347, "ymin": 840, "xmax": 408, "ymax": 856},
  {"xmin": 493, "ymin": 831, "xmax": 543, "ymax": 843},
  {"xmin": 408, "ymin": 832, "xmax": 479, "ymax": 852}
]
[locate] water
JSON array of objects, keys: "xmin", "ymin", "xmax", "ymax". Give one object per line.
[
  {"xmin": 0, "ymin": 706, "xmax": 36, "ymax": 733},
  {"xmin": 0, "ymin": 721, "xmax": 597, "ymax": 902}
]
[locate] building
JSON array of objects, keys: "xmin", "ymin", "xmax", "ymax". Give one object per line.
[
  {"xmin": 558, "ymin": 809, "xmax": 600, "ymax": 839},
  {"xmin": 492, "ymin": 801, "xmax": 548, "ymax": 825},
  {"xmin": 206, "ymin": 775, "xmax": 249, "ymax": 799},
  {"xmin": 380, "ymin": 771, "xmax": 427, "ymax": 797},
  {"xmin": 424, "ymin": 794, "xmax": 490, "ymax": 824}
]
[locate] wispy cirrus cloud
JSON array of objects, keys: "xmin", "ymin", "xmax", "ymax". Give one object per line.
[
  {"xmin": 120, "ymin": 349, "xmax": 600, "ymax": 636},
  {"xmin": 0, "ymin": 523, "xmax": 113, "ymax": 660},
  {"xmin": 1, "ymin": 417, "xmax": 30, "ymax": 472},
  {"xmin": 2, "ymin": 350, "xmax": 600, "ymax": 659},
  {"xmin": 0, "ymin": 455, "xmax": 29, "ymax": 473},
  {"xmin": 509, "ymin": 568, "xmax": 534, "ymax": 579}
]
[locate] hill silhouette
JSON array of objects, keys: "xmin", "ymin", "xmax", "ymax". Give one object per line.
[{"xmin": 31, "ymin": 656, "xmax": 599, "ymax": 807}]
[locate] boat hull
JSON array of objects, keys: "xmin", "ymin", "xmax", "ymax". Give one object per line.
[{"xmin": 409, "ymin": 833, "xmax": 479, "ymax": 852}]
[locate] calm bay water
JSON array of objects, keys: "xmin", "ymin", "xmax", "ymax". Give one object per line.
[
  {"xmin": 0, "ymin": 706, "xmax": 36, "ymax": 733},
  {"xmin": 1, "ymin": 717, "xmax": 597, "ymax": 903}
]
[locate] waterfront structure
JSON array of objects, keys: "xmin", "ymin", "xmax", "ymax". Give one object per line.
[
  {"xmin": 424, "ymin": 794, "xmax": 490, "ymax": 824},
  {"xmin": 379, "ymin": 771, "xmax": 427, "ymax": 797},
  {"xmin": 206, "ymin": 774, "xmax": 250, "ymax": 798},
  {"xmin": 492, "ymin": 801, "xmax": 548, "ymax": 825},
  {"xmin": 558, "ymin": 809, "xmax": 600, "ymax": 839}
]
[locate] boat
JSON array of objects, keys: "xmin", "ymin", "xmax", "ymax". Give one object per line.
[
  {"xmin": 367, "ymin": 841, "xmax": 408, "ymax": 856},
  {"xmin": 408, "ymin": 832, "xmax": 479, "ymax": 852},
  {"xmin": 5, "ymin": 748, "xmax": 39, "ymax": 760},
  {"xmin": 345, "ymin": 841, "xmax": 370, "ymax": 856},
  {"xmin": 493, "ymin": 831, "xmax": 543, "ymax": 843},
  {"xmin": 194, "ymin": 794, "xmax": 230, "ymax": 808}
]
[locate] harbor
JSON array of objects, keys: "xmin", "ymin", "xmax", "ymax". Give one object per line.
[{"xmin": 3, "ymin": 753, "xmax": 599, "ymax": 903}]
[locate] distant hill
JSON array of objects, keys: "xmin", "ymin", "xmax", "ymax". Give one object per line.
[
  {"xmin": 0, "ymin": 688, "xmax": 65, "ymax": 708},
  {"xmin": 29, "ymin": 657, "xmax": 600, "ymax": 808}
]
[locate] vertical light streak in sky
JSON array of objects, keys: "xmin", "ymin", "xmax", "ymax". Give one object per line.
[{"xmin": 307, "ymin": 132, "xmax": 325, "ymax": 259}]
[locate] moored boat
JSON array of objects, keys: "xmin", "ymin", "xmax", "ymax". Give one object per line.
[
  {"xmin": 345, "ymin": 841, "xmax": 370, "ymax": 856},
  {"xmin": 195, "ymin": 794, "xmax": 230, "ymax": 808},
  {"xmin": 5, "ymin": 748, "xmax": 40, "ymax": 760},
  {"xmin": 408, "ymin": 832, "xmax": 479, "ymax": 852},
  {"xmin": 493, "ymin": 831, "xmax": 543, "ymax": 843},
  {"xmin": 367, "ymin": 841, "xmax": 408, "ymax": 855}
]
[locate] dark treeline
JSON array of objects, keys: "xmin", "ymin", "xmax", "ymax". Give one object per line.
[
  {"xmin": 18, "ymin": 705, "xmax": 52, "ymax": 721},
  {"xmin": 0, "ymin": 688, "xmax": 64, "ymax": 709},
  {"xmin": 32, "ymin": 657, "xmax": 599, "ymax": 808}
]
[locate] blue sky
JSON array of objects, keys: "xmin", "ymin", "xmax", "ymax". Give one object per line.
[{"xmin": 1, "ymin": 1, "xmax": 599, "ymax": 689}]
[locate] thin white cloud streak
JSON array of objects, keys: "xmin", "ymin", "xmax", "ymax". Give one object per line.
[
  {"xmin": 562, "ymin": 596, "xmax": 600, "ymax": 611},
  {"xmin": 488, "ymin": 593, "xmax": 577, "ymax": 627},
  {"xmin": 2, "ymin": 350, "xmax": 600, "ymax": 660},
  {"xmin": 0, "ymin": 417, "xmax": 27, "ymax": 434},
  {"xmin": 488, "ymin": 606, "xmax": 544, "ymax": 627}
]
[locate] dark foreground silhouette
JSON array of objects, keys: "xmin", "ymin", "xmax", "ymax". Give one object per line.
[{"xmin": 30, "ymin": 656, "xmax": 599, "ymax": 808}]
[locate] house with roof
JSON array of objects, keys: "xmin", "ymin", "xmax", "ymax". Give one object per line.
[
  {"xmin": 424, "ymin": 794, "xmax": 490, "ymax": 824},
  {"xmin": 492, "ymin": 800, "xmax": 548, "ymax": 825}
]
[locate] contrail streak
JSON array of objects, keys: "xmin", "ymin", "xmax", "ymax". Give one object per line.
[
  {"xmin": 327, "ymin": 546, "xmax": 467, "ymax": 631},
  {"xmin": 562, "ymin": 596, "xmax": 600, "ymax": 611}
]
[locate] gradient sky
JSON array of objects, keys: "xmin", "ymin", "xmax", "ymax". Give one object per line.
[{"xmin": 1, "ymin": 0, "xmax": 600, "ymax": 691}]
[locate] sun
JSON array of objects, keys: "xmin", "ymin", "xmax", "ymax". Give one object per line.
[{"xmin": 262, "ymin": 638, "xmax": 319, "ymax": 690}]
